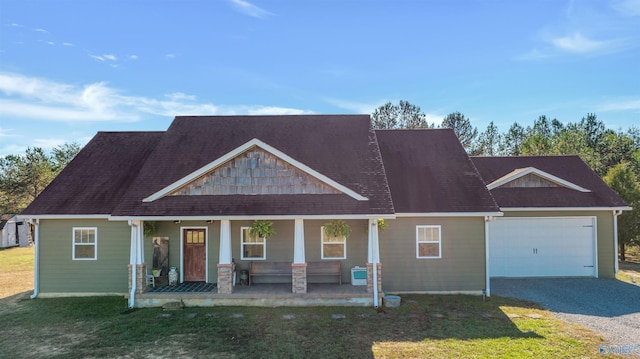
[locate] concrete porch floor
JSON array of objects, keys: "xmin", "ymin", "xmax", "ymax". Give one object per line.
[{"xmin": 132, "ymin": 283, "xmax": 379, "ymax": 308}]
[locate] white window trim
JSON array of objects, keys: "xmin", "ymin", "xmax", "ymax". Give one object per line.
[
  {"xmin": 240, "ymin": 226, "xmax": 266, "ymax": 260},
  {"xmin": 72, "ymin": 227, "xmax": 97, "ymax": 260},
  {"xmin": 320, "ymin": 226, "xmax": 347, "ymax": 260},
  {"xmin": 416, "ymin": 225, "xmax": 441, "ymax": 259}
]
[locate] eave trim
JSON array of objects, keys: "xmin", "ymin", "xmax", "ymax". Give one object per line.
[{"xmin": 487, "ymin": 167, "xmax": 591, "ymax": 192}]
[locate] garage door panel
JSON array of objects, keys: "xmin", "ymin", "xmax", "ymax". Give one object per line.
[{"xmin": 489, "ymin": 217, "xmax": 596, "ymax": 278}]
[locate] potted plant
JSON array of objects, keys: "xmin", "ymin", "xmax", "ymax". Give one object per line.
[
  {"xmin": 249, "ymin": 220, "xmax": 275, "ymax": 239},
  {"xmin": 323, "ymin": 220, "xmax": 351, "ymax": 239}
]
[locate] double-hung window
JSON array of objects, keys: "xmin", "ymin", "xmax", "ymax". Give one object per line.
[
  {"xmin": 241, "ymin": 227, "xmax": 266, "ymax": 260},
  {"xmin": 416, "ymin": 225, "xmax": 441, "ymax": 259},
  {"xmin": 321, "ymin": 227, "xmax": 346, "ymax": 259},
  {"xmin": 73, "ymin": 227, "xmax": 97, "ymax": 260}
]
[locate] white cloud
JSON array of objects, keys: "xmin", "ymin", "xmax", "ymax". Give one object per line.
[
  {"xmin": 597, "ymin": 98, "xmax": 640, "ymax": 112},
  {"xmin": 129, "ymin": 55, "xmax": 138, "ymax": 60},
  {"xmin": 551, "ymin": 33, "xmax": 612, "ymax": 53},
  {"xmin": 47, "ymin": 41, "xmax": 55, "ymax": 46},
  {"xmin": 229, "ymin": 0, "xmax": 273, "ymax": 18},
  {"xmin": 90, "ymin": 54, "xmax": 117, "ymax": 62},
  {"xmin": 0, "ymin": 72, "xmax": 308, "ymax": 123},
  {"xmin": 165, "ymin": 53, "xmax": 176, "ymax": 59},
  {"xmin": 0, "ymin": 127, "xmax": 17, "ymax": 138},
  {"xmin": 612, "ymin": 0, "xmax": 640, "ymax": 16},
  {"xmin": 63, "ymin": 42, "xmax": 74, "ymax": 46},
  {"xmin": 33, "ymin": 28, "xmax": 48, "ymax": 33},
  {"xmin": 103, "ymin": 54, "xmax": 117, "ymax": 61},
  {"xmin": 515, "ymin": 48, "xmax": 554, "ymax": 61}
]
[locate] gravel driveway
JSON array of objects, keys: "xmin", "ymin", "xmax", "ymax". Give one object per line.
[{"xmin": 491, "ymin": 278, "xmax": 640, "ymax": 345}]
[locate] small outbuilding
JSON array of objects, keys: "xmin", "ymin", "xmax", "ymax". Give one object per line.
[{"xmin": 1, "ymin": 215, "xmax": 29, "ymax": 248}]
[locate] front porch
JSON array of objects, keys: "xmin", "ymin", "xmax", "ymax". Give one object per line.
[{"xmin": 132, "ymin": 282, "xmax": 381, "ymax": 307}]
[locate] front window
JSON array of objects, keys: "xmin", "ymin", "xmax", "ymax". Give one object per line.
[
  {"xmin": 416, "ymin": 225, "xmax": 441, "ymax": 258},
  {"xmin": 73, "ymin": 227, "xmax": 97, "ymax": 260},
  {"xmin": 241, "ymin": 227, "xmax": 266, "ymax": 260},
  {"xmin": 321, "ymin": 226, "xmax": 346, "ymax": 259}
]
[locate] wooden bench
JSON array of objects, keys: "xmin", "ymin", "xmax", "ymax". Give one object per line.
[
  {"xmin": 249, "ymin": 261, "xmax": 292, "ymax": 285},
  {"xmin": 307, "ymin": 261, "xmax": 341, "ymax": 284}
]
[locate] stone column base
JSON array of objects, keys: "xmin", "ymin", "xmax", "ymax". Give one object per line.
[
  {"xmin": 292, "ymin": 263, "xmax": 307, "ymax": 293},
  {"xmin": 217, "ymin": 264, "xmax": 234, "ymax": 294},
  {"xmin": 128, "ymin": 263, "xmax": 148, "ymax": 293},
  {"xmin": 366, "ymin": 262, "xmax": 382, "ymax": 294}
]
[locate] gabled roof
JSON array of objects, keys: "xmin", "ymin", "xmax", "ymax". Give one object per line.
[
  {"xmin": 487, "ymin": 167, "xmax": 591, "ymax": 192},
  {"xmin": 107, "ymin": 115, "xmax": 395, "ymax": 217},
  {"xmin": 471, "ymin": 156, "xmax": 628, "ymax": 209},
  {"xmin": 22, "ymin": 132, "xmax": 164, "ymax": 215},
  {"xmin": 376, "ymin": 129, "xmax": 500, "ymax": 214}
]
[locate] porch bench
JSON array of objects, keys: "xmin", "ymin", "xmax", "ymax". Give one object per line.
[
  {"xmin": 307, "ymin": 261, "xmax": 341, "ymax": 285},
  {"xmin": 249, "ymin": 261, "xmax": 292, "ymax": 285}
]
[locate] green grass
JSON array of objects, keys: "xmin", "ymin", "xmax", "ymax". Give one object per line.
[
  {"xmin": 0, "ymin": 295, "xmax": 604, "ymax": 358},
  {"xmin": 0, "ymin": 246, "xmax": 606, "ymax": 358}
]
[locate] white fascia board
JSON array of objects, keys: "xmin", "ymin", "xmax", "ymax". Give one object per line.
[
  {"xmin": 501, "ymin": 206, "xmax": 632, "ymax": 212},
  {"xmin": 395, "ymin": 212, "xmax": 503, "ymax": 217},
  {"xmin": 109, "ymin": 214, "xmax": 395, "ymax": 221},
  {"xmin": 487, "ymin": 167, "xmax": 591, "ymax": 193},
  {"xmin": 142, "ymin": 138, "xmax": 368, "ymax": 202},
  {"xmin": 20, "ymin": 214, "xmax": 111, "ymax": 220}
]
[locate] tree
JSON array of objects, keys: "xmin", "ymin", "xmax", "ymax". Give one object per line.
[
  {"xmin": 473, "ymin": 121, "xmax": 502, "ymax": 156},
  {"xmin": 371, "ymin": 100, "xmax": 432, "ymax": 129},
  {"xmin": 604, "ymin": 163, "xmax": 640, "ymax": 261},
  {"xmin": 441, "ymin": 112, "xmax": 478, "ymax": 153},
  {"xmin": 503, "ymin": 122, "xmax": 525, "ymax": 156},
  {"xmin": 0, "ymin": 143, "xmax": 82, "ymax": 214}
]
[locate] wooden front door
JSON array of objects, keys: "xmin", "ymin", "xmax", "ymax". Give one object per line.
[{"xmin": 183, "ymin": 228, "xmax": 206, "ymax": 281}]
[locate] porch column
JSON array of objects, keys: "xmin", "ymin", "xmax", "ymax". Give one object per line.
[
  {"xmin": 217, "ymin": 219, "xmax": 234, "ymax": 293},
  {"xmin": 366, "ymin": 219, "xmax": 382, "ymax": 304},
  {"xmin": 292, "ymin": 219, "xmax": 307, "ymax": 293},
  {"xmin": 128, "ymin": 220, "xmax": 146, "ymax": 309}
]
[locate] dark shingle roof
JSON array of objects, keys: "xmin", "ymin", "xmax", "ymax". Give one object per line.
[
  {"xmin": 22, "ymin": 132, "xmax": 164, "ymax": 215},
  {"xmin": 376, "ymin": 129, "xmax": 499, "ymax": 213},
  {"xmin": 471, "ymin": 155, "xmax": 628, "ymax": 208},
  {"xmin": 28, "ymin": 115, "xmax": 394, "ymax": 217}
]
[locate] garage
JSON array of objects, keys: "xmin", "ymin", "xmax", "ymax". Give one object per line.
[{"xmin": 489, "ymin": 217, "xmax": 597, "ymax": 278}]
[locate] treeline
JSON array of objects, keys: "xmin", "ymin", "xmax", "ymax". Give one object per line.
[
  {"xmin": 0, "ymin": 143, "xmax": 81, "ymax": 214},
  {"xmin": 373, "ymin": 100, "xmax": 640, "ymax": 257}
]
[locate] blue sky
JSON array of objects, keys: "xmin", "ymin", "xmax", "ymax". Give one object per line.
[{"xmin": 1, "ymin": 0, "xmax": 639, "ymax": 156}]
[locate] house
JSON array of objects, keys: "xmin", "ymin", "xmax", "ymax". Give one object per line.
[
  {"xmin": 1, "ymin": 214, "xmax": 29, "ymax": 248},
  {"xmin": 21, "ymin": 115, "xmax": 630, "ymax": 307}
]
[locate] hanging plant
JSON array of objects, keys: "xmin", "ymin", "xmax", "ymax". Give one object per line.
[
  {"xmin": 143, "ymin": 221, "xmax": 157, "ymax": 238},
  {"xmin": 365, "ymin": 218, "xmax": 387, "ymax": 233},
  {"xmin": 323, "ymin": 220, "xmax": 351, "ymax": 239},
  {"xmin": 249, "ymin": 220, "xmax": 275, "ymax": 239}
]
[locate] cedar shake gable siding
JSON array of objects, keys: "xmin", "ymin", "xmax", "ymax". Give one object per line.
[
  {"xmin": 22, "ymin": 132, "xmax": 164, "ymax": 215},
  {"xmin": 471, "ymin": 156, "xmax": 628, "ymax": 208},
  {"xmin": 375, "ymin": 129, "xmax": 499, "ymax": 213}
]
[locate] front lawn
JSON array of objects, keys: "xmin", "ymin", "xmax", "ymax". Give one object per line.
[{"xmin": 0, "ymin": 247, "xmax": 605, "ymax": 358}]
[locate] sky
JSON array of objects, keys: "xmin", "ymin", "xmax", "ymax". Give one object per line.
[{"xmin": 0, "ymin": 0, "xmax": 639, "ymax": 157}]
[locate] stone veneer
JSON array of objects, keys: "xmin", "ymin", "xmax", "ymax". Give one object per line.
[
  {"xmin": 366, "ymin": 262, "xmax": 382, "ymax": 294},
  {"xmin": 217, "ymin": 264, "xmax": 234, "ymax": 294},
  {"xmin": 291, "ymin": 263, "xmax": 307, "ymax": 293},
  {"xmin": 128, "ymin": 263, "xmax": 148, "ymax": 294}
]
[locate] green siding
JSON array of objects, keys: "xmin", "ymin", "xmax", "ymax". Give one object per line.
[
  {"xmin": 501, "ymin": 211, "xmax": 616, "ymax": 278},
  {"xmin": 380, "ymin": 217, "xmax": 486, "ymax": 293},
  {"xmin": 39, "ymin": 219, "xmax": 130, "ymax": 293}
]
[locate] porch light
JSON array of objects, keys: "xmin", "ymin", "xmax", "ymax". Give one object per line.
[
  {"xmin": 174, "ymin": 220, "xmax": 181, "ymax": 224},
  {"xmin": 206, "ymin": 220, "xmax": 214, "ymax": 224}
]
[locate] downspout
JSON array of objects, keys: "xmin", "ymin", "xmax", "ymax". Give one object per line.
[
  {"xmin": 613, "ymin": 210, "xmax": 622, "ymax": 274},
  {"xmin": 29, "ymin": 219, "xmax": 40, "ymax": 299},
  {"xmin": 484, "ymin": 216, "xmax": 493, "ymax": 298},
  {"xmin": 369, "ymin": 218, "xmax": 380, "ymax": 308},
  {"xmin": 128, "ymin": 220, "xmax": 139, "ymax": 308}
]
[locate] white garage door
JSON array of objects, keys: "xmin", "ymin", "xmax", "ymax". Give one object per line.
[{"xmin": 489, "ymin": 217, "xmax": 596, "ymax": 277}]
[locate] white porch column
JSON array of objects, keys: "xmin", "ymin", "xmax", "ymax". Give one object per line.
[
  {"xmin": 367, "ymin": 218, "xmax": 381, "ymax": 307},
  {"xmin": 293, "ymin": 219, "xmax": 306, "ymax": 264},
  {"xmin": 219, "ymin": 219, "xmax": 232, "ymax": 264},
  {"xmin": 218, "ymin": 219, "xmax": 234, "ymax": 294},
  {"xmin": 292, "ymin": 219, "xmax": 307, "ymax": 293},
  {"xmin": 128, "ymin": 220, "xmax": 144, "ymax": 307}
]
